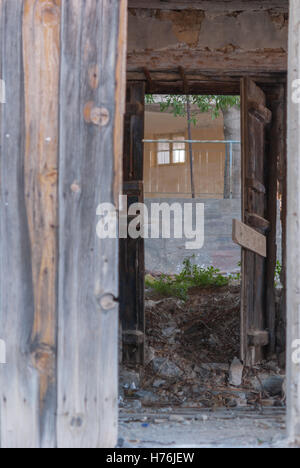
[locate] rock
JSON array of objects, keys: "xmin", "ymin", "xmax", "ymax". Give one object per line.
[
  {"xmin": 227, "ymin": 391, "xmax": 247, "ymax": 407},
  {"xmin": 153, "ymin": 379, "xmax": 166, "ymax": 388},
  {"xmin": 152, "ymin": 358, "xmax": 182, "ymax": 379},
  {"xmin": 145, "ymin": 344, "xmax": 155, "ymax": 366},
  {"xmin": 162, "ymin": 326, "xmax": 178, "ymax": 338},
  {"xmin": 262, "ymin": 375, "xmax": 285, "ymax": 396},
  {"xmin": 128, "ymin": 400, "xmax": 142, "ymax": 410},
  {"xmin": 120, "ymin": 368, "xmax": 140, "ymax": 388},
  {"xmin": 136, "ymin": 390, "xmax": 160, "ymax": 404},
  {"xmin": 229, "ymin": 357, "xmax": 244, "ymax": 387},
  {"xmin": 169, "ymin": 415, "xmax": 185, "ymax": 423}
]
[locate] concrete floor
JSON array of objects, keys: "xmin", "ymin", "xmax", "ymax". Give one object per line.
[{"xmin": 119, "ymin": 407, "xmax": 287, "ymax": 448}]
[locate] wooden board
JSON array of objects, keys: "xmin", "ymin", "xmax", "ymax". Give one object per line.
[
  {"xmin": 0, "ymin": 0, "xmax": 60, "ymax": 448},
  {"xmin": 241, "ymin": 78, "xmax": 272, "ymax": 366},
  {"xmin": 128, "ymin": 0, "xmax": 288, "ymax": 12},
  {"xmin": 57, "ymin": 0, "xmax": 127, "ymax": 449},
  {"xmin": 233, "ymin": 219, "xmax": 267, "ymax": 258},
  {"xmin": 119, "ymin": 82, "xmax": 146, "ymax": 366},
  {"xmin": 0, "ymin": 0, "xmax": 127, "ymax": 449},
  {"xmin": 265, "ymin": 86, "xmax": 285, "ymax": 356},
  {"xmin": 128, "ymin": 50, "xmax": 287, "ymax": 76}
]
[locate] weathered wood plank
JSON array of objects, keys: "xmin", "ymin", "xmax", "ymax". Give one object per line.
[
  {"xmin": 128, "ymin": 0, "xmax": 289, "ymax": 13},
  {"xmin": 120, "ymin": 82, "xmax": 145, "ymax": 366},
  {"xmin": 127, "ymin": 50, "xmax": 287, "ymax": 75},
  {"xmin": 245, "ymin": 212, "xmax": 270, "ymax": 234},
  {"xmin": 265, "ymin": 86, "xmax": 285, "ymax": 356},
  {"xmin": 233, "ymin": 219, "xmax": 267, "ymax": 258},
  {"xmin": 241, "ymin": 77, "xmax": 271, "ymax": 366},
  {"xmin": 0, "ymin": 0, "xmax": 60, "ymax": 448},
  {"xmin": 23, "ymin": 0, "xmax": 61, "ymax": 447},
  {"xmin": 57, "ymin": 0, "xmax": 127, "ymax": 448}
]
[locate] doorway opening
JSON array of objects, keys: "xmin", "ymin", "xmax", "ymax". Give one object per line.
[{"xmin": 119, "ymin": 77, "xmax": 287, "ymax": 447}]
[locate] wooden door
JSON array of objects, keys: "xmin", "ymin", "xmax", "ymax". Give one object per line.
[
  {"xmin": 119, "ymin": 83, "xmax": 145, "ymax": 366},
  {"xmin": 240, "ymin": 78, "xmax": 273, "ymax": 366}
]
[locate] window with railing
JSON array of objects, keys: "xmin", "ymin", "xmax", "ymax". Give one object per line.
[
  {"xmin": 157, "ymin": 141, "xmax": 171, "ymax": 165},
  {"xmin": 172, "ymin": 136, "xmax": 186, "ymax": 163},
  {"xmin": 157, "ymin": 135, "xmax": 186, "ymax": 165}
]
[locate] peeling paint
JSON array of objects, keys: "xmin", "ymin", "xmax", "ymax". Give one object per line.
[
  {"xmin": 156, "ymin": 10, "xmax": 205, "ymax": 48},
  {"xmin": 268, "ymin": 11, "xmax": 289, "ymax": 31}
]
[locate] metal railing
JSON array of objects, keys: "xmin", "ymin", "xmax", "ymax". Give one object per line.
[{"xmin": 143, "ymin": 139, "xmax": 241, "ymax": 199}]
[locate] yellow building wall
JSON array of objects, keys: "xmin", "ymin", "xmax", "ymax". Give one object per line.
[{"xmin": 144, "ymin": 110, "xmax": 226, "ymax": 199}]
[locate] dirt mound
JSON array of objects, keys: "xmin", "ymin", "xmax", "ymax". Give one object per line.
[{"xmin": 146, "ymin": 284, "xmax": 240, "ymax": 365}]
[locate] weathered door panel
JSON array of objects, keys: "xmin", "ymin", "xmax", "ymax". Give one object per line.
[
  {"xmin": 120, "ymin": 83, "xmax": 145, "ymax": 366},
  {"xmin": 241, "ymin": 78, "xmax": 272, "ymax": 366}
]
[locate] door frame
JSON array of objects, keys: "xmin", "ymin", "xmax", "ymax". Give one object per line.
[{"xmin": 121, "ymin": 75, "xmax": 287, "ymax": 366}]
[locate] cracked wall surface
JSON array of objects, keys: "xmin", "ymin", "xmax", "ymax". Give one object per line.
[{"xmin": 128, "ymin": 7, "xmax": 288, "ymax": 73}]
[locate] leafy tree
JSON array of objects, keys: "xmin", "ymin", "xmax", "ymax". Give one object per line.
[{"xmin": 145, "ymin": 94, "xmax": 240, "ymax": 124}]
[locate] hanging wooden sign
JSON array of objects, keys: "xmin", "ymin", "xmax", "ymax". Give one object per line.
[{"xmin": 232, "ymin": 219, "xmax": 267, "ymax": 258}]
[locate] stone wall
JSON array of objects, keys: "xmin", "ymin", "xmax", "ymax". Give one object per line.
[
  {"xmin": 144, "ymin": 198, "xmax": 282, "ymax": 274},
  {"xmin": 145, "ymin": 198, "xmax": 242, "ymax": 273}
]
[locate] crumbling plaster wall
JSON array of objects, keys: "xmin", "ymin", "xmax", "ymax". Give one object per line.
[{"xmin": 128, "ymin": 8, "xmax": 288, "ymax": 70}]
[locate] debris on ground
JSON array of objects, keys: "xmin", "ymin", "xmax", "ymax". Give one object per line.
[{"xmin": 120, "ymin": 283, "xmax": 285, "ymax": 411}]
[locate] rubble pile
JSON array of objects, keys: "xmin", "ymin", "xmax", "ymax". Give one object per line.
[{"xmin": 120, "ymin": 284, "xmax": 285, "ymax": 411}]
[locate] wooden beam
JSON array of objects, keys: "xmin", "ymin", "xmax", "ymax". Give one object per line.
[
  {"xmin": 233, "ymin": 219, "xmax": 267, "ymax": 258},
  {"xmin": 128, "ymin": 1, "xmax": 289, "ymax": 13},
  {"xmin": 127, "ymin": 50, "xmax": 287, "ymax": 76}
]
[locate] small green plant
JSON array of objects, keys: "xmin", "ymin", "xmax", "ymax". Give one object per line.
[
  {"xmin": 231, "ymin": 261, "xmax": 241, "ymax": 281},
  {"xmin": 275, "ymin": 260, "xmax": 282, "ymax": 287},
  {"xmin": 145, "ymin": 258, "xmax": 230, "ymax": 301}
]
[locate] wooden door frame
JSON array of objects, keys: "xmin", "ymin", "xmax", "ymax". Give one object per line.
[{"xmin": 123, "ymin": 75, "xmax": 287, "ymax": 366}]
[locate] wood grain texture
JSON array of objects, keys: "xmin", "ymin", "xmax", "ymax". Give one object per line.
[
  {"xmin": 265, "ymin": 86, "xmax": 285, "ymax": 356},
  {"xmin": 127, "ymin": 49, "xmax": 287, "ymax": 75},
  {"xmin": 241, "ymin": 78, "xmax": 271, "ymax": 366},
  {"xmin": 23, "ymin": 0, "xmax": 60, "ymax": 447},
  {"xmin": 128, "ymin": 0, "xmax": 289, "ymax": 13},
  {"xmin": 0, "ymin": 0, "xmax": 60, "ymax": 448},
  {"xmin": 233, "ymin": 219, "xmax": 267, "ymax": 258},
  {"xmin": 120, "ymin": 83, "xmax": 145, "ymax": 366},
  {"xmin": 57, "ymin": 0, "xmax": 126, "ymax": 448}
]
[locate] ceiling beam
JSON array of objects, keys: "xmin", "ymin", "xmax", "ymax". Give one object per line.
[
  {"xmin": 127, "ymin": 49, "xmax": 287, "ymax": 77},
  {"xmin": 128, "ymin": 1, "xmax": 289, "ymax": 13}
]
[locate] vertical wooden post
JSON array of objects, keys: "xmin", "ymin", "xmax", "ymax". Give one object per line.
[
  {"xmin": 120, "ymin": 82, "xmax": 145, "ymax": 366},
  {"xmin": 57, "ymin": 0, "xmax": 127, "ymax": 448},
  {"xmin": 287, "ymin": 0, "xmax": 300, "ymax": 446},
  {"xmin": 0, "ymin": 0, "xmax": 60, "ymax": 448},
  {"xmin": 265, "ymin": 85, "xmax": 285, "ymax": 358},
  {"xmin": 0, "ymin": 0, "xmax": 127, "ymax": 448}
]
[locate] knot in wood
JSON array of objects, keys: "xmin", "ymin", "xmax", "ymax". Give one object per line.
[
  {"xmin": 90, "ymin": 107, "xmax": 110, "ymax": 127},
  {"xmin": 99, "ymin": 294, "xmax": 116, "ymax": 311}
]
